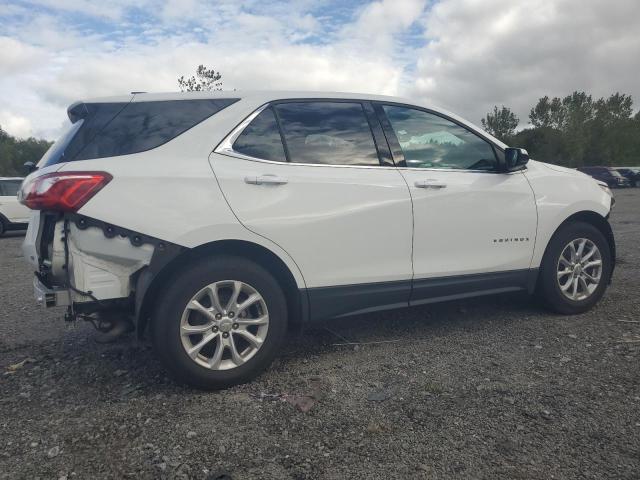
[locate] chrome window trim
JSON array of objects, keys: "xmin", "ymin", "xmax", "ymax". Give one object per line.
[
  {"xmin": 214, "ymin": 103, "xmax": 272, "ymax": 163},
  {"xmin": 213, "ymin": 101, "xmax": 519, "ymax": 174}
]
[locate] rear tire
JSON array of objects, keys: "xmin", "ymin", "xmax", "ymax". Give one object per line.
[
  {"xmin": 537, "ymin": 221, "xmax": 612, "ymax": 314},
  {"xmin": 151, "ymin": 255, "xmax": 288, "ymax": 390},
  {"xmin": 0, "ymin": 218, "xmax": 5, "ymax": 237}
]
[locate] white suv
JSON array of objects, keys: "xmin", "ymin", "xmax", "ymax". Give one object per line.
[
  {"xmin": 0, "ymin": 177, "xmax": 30, "ymax": 236},
  {"xmin": 19, "ymin": 91, "xmax": 615, "ymax": 389}
]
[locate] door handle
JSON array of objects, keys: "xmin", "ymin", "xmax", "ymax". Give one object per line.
[
  {"xmin": 414, "ymin": 179, "xmax": 447, "ymax": 189},
  {"xmin": 244, "ymin": 174, "xmax": 288, "ymax": 185}
]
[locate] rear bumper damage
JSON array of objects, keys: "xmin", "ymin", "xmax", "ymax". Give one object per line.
[{"xmin": 24, "ymin": 213, "xmax": 183, "ymax": 324}]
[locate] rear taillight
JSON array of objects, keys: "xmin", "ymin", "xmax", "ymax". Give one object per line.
[{"xmin": 19, "ymin": 172, "xmax": 112, "ymax": 212}]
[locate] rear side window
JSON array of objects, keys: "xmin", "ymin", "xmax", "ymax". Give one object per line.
[
  {"xmin": 39, "ymin": 98, "xmax": 238, "ymax": 167},
  {"xmin": 38, "ymin": 119, "xmax": 85, "ymax": 167},
  {"xmin": 274, "ymin": 102, "xmax": 380, "ymax": 166},
  {"xmin": 0, "ymin": 181, "xmax": 21, "ymax": 196},
  {"xmin": 233, "ymin": 107, "xmax": 286, "ymax": 162}
]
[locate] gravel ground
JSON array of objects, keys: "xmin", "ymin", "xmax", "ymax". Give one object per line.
[{"xmin": 1, "ymin": 190, "xmax": 639, "ymax": 480}]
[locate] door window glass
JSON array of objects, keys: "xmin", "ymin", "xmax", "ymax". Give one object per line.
[
  {"xmin": 382, "ymin": 105, "xmax": 497, "ymax": 171},
  {"xmin": 1, "ymin": 181, "xmax": 21, "ymax": 196},
  {"xmin": 233, "ymin": 107, "xmax": 286, "ymax": 162},
  {"xmin": 274, "ymin": 102, "xmax": 379, "ymax": 166}
]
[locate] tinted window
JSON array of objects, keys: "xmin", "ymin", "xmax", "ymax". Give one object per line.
[
  {"xmin": 274, "ymin": 102, "xmax": 379, "ymax": 166},
  {"xmin": 233, "ymin": 107, "xmax": 286, "ymax": 162},
  {"xmin": 382, "ymin": 105, "xmax": 497, "ymax": 171},
  {"xmin": 1, "ymin": 181, "xmax": 21, "ymax": 196},
  {"xmin": 76, "ymin": 99, "xmax": 238, "ymax": 161},
  {"xmin": 64, "ymin": 102, "xmax": 128, "ymax": 161},
  {"xmin": 40, "ymin": 98, "xmax": 238, "ymax": 167},
  {"xmin": 38, "ymin": 119, "xmax": 85, "ymax": 167}
]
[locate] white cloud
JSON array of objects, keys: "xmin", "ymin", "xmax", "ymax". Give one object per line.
[
  {"xmin": 0, "ymin": 36, "xmax": 48, "ymax": 73},
  {"xmin": 411, "ymin": 0, "xmax": 640, "ymax": 125},
  {"xmin": 339, "ymin": 0, "xmax": 427, "ymax": 54},
  {"xmin": 0, "ymin": 110, "xmax": 33, "ymax": 138},
  {"xmin": 0, "ymin": 0, "xmax": 639, "ymax": 139}
]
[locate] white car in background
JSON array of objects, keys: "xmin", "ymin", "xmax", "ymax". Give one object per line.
[
  {"xmin": 0, "ymin": 177, "xmax": 29, "ymax": 235},
  {"xmin": 19, "ymin": 91, "xmax": 615, "ymax": 389}
]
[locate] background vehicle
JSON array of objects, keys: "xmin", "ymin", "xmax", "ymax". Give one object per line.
[
  {"xmin": 0, "ymin": 177, "xmax": 29, "ymax": 236},
  {"xmin": 19, "ymin": 91, "xmax": 616, "ymax": 389},
  {"xmin": 576, "ymin": 166, "xmax": 631, "ymax": 188},
  {"xmin": 614, "ymin": 167, "xmax": 640, "ymax": 187}
]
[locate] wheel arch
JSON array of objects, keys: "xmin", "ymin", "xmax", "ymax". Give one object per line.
[
  {"xmin": 136, "ymin": 239, "xmax": 309, "ymax": 337},
  {"xmin": 540, "ymin": 210, "xmax": 616, "ymax": 276}
]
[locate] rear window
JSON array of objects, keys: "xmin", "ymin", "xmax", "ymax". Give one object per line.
[
  {"xmin": 0, "ymin": 180, "xmax": 21, "ymax": 196},
  {"xmin": 39, "ymin": 98, "xmax": 238, "ymax": 167}
]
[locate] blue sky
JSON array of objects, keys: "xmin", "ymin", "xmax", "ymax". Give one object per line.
[{"xmin": 1, "ymin": 0, "xmax": 639, "ymax": 139}]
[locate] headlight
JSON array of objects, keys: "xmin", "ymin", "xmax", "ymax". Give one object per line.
[
  {"xmin": 599, "ymin": 183, "xmax": 615, "ymax": 209},
  {"xmin": 599, "ymin": 184, "xmax": 612, "ymax": 197}
]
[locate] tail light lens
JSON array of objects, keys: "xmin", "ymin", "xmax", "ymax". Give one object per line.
[{"xmin": 19, "ymin": 172, "xmax": 112, "ymax": 212}]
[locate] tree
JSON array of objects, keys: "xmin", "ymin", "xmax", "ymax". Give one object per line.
[
  {"xmin": 480, "ymin": 106, "xmax": 519, "ymax": 142},
  {"xmin": 529, "ymin": 96, "xmax": 565, "ymax": 129},
  {"xmin": 0, "ymin": 125, "xmax": 52, "ymax": 176},
  {"xmin": 594, "ymin": 93, "xmax": 633, "ymax": 126},
  {"xmin": 177, "ymin": 65, "xmax": 223, "ymax": 92}
]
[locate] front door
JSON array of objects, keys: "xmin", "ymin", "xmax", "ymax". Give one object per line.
[
  {"xmin": 376, "ymin": 103, "xmax": 537, "ymax": 303},
  {"xmin": 211, "ymin": 100, "xmax": 414, "ymax": 319}
]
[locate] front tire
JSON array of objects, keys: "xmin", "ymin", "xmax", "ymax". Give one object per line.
[
  {"xmin": 151, "ymin": 256, "xmax": 288, "ymax": 390},
  {"xmin": 537, "ymin": 221, "xmax": 612, "ymax": 314}
]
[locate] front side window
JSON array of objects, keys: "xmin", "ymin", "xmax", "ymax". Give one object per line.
[
  {"xmin": 233, "ymin": 107, "xmax": 286, "ymax": 162},
  {"xmin": 274, "ymin": 102, "xmax": 379, "ymax": 166},
  {"xmin": 382, "ymin": 105, "xmax": 498, "ymax": 171}
]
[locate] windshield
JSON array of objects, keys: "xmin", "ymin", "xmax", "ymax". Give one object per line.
[{"xmin": 37, "ymin": 120, "xmax": 85, "ymax": 168}]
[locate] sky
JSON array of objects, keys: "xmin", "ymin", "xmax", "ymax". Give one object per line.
[{"xmin": 1, "ymin": 0, "xmax": 639, "ymax": 140}]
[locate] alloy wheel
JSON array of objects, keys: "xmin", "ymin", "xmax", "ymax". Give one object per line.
[
  {"xmin": 180, "ymin": 280, "xmax": 269, "ymax": 370},
  {"xmin": 556, "ymin": 238, "xmax": 603, "ymax": 301}
]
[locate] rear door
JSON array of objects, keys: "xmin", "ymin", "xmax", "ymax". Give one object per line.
[
  {"xmin": 375, "ymin": 103, "xmax": 537, "ymax": 303},
  {"xmin": 211, "ymin": 100, "xmax": 414, "ymax": 319}
]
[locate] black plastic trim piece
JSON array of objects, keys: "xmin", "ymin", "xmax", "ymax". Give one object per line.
[
  {"xmin": 304, "ymin": 269, "xmax": 537, "ymax": 322},
  {"xmin": 410, "ymin": 269, "xmax": 534, "ymax": 306},
  {"xmin": 363, "ymin": 101, "xmax": 394, "ymax": 166},
  {"xmin": 0, "ymin": 212, "xmax": 27, "ymax": 231},
  {"xmin": 134, "ymin": 241, "xmax": 185, "ymax": 334},
  {"xmin": 306, "ymin": 279, "xmax": 411, "ymax": 321}
]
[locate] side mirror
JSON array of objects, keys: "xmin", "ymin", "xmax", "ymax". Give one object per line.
[
  {"xmin": 503, "ymin": 147, "xmax": 529, "ymax": 172},
  {"xmin": 23, "ymin": 161, "xmax": 37, "ymax": 175}
]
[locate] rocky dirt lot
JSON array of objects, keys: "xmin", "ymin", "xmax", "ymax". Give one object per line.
[{"xmin": 1, "ymin": 190, "xmax": 639, "ymax": 480}]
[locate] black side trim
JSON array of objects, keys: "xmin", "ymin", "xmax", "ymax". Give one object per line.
[
  {"xmin": 410, "ymin": 269, "xmax": 535, "ymax": 306},
  {"xmin": 306, "ymin": 280, "xmax": 411, "ymax": 321},
  {"xmin": 0, "ymin": 215, "xmax": 28, "ymax": 231},
  {"xmin": 304, "ymin": 269, "xmax": 538, "ymax": 322}
]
